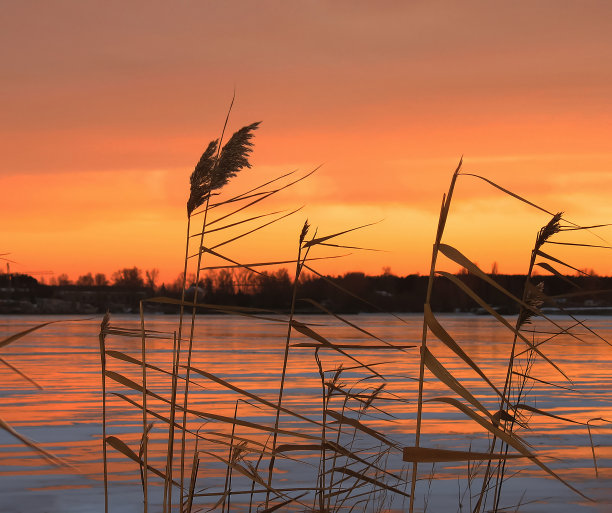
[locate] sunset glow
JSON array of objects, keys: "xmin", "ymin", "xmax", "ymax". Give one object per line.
[{"xmin": 3, "ymin": 2, "xmax": 612, "ymax": 283}]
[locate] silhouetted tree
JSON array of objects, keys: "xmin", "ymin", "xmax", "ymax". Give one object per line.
[
  {"xmin": 76, "ymin": 273, "xmax": 94, "ymax": 286},
  {"xmin": 112, "ymin": 267, "xmax": 144, "ymax": 288},
  {"xmin": 57, "ymin": 273, "xmax": 71, "ymax": 286},
  {"xmin": 145, "ymin": 268, "xmax": 159, "ymax": 289},
  {"xmin": 94, "ymin": 273, "xmax": 108, "ymax": 286}
]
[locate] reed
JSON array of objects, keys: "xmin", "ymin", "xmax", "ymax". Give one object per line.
[{"xmin": 88, "ymin": 119, "xmax": 612, "ymax": 513}]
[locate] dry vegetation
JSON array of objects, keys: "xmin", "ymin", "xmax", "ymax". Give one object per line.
[{"xmin": 2, "ymin": 109, "xmax": 611, "ymax": 512}]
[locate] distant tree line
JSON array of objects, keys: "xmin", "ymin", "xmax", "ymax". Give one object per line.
[{"xmin": 2, "ymin": 266, "xmax": 611, "ymax": 314}]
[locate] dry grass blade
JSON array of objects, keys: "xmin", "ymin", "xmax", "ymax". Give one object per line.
[
  {"xmin": 208, "ymin": 169, "xmax": 300, "ymax": 209},
  {"xmin": 511, "ymin": 371, "xmax": 576, "ymax": 392},
  {"xmin": 535, "ymin": 262, "xmax": 581, "ymax": 288},
  {"xmin": 421, "ymin": 347, "xmax": 493, "ymax": 419},
  {"xmin": 275, "ymin": 441, "xmax": 403, "ymax": 481},
  {"xmin": 302, "ymin": 264, "xmax": 410, "ymax": 326},
  {"xmin": 111, "ymin": 393, "xmax": 185, "ymax": 432},
  {"xmin": 106, "ymin": 350, "xmax": 205, "ymax": 389},
  {"xmin": 203, "ymin": 167, "xmax": 318, "ymax": 225},
  {"xmin": 209, "ymin": 206, "xmax": 304, "ymax": 250},
  {"xmin": 300, "ymin": 298, "xmax": 408, "ymax": 351},
  {"xmin": 438, "ymin": 245, "xmax": 529, "ymax": 309},
  {"xmin": 0, "ymin": 416, "xmax": 67, "ymax": 467},
  {"xmin": 202, "ymin": 450, "xmax": 307, "ymax": 506},
  {"xmin": 105, "ymin": 436, "xmax": 179, "ymax": 486},
  {"xmin": 147, "ymin": 296, "xmax": 289, "ymax": 324},
  {"xmin": 536, "ymin": 250, "xmax": 591, "ymax": 276},
  {"xmin": 546, "ymin": 241, "xmax": 612, "ymax": 249},
  {"xmin": 314, "ymin": 242, "xmax": 383, "ymax": 252},
  {"xmin": 424, "ymin": 305, "xmax": 502, "ymax": 398},
  {"xmin": 0, "ymin": 356, "xmax": 43, "ymax": 389},
  {"xmin": 105, "ymin": 370, "xmax": 168, "ymax": 403},
  {"xmin": 402, "ymin": 447, "xmax": 526, "ymax": 462},
  {"xmin": 437, "ymin": 271, "xmax": 569, "ymax": 380},
  {"xmin": 324, "ymin": 409, "xmax": 397, "ymax": 449},
  {"xmin": 186, "ymin": 365, "xmax": 323, "ymax": 427},
  {"xmin": 427, "ymin": 397, "xmax": 592, "ymax": 501},
  {"xmin": 258, "ymin": 493, "xmax": 308, "ymax": 513},
  {"xmin": 188, "ymin": 407, "xmax": 319, "ymax": 441},
  {"xmin": 459, "ymin": 173, "xmax": 555, "ymax": 217},
  {"xmin": 302, "ymin": 220, "xmax": 381, "ymax": 248},
  {"xmin": 332, "ymin": 466, "xmax": 411, "ymax": 499},
  {"xmin": 194, "ymin": 208, "xmax": 288, "ymax": 237},
  {"xmin": 291, "ymin": 321, "xmax": 384, "ymax": 379},
  {"xmin": 202, "ymin": 253, "xmax": 348, "ymax": 271},
  {"xmin": 0, "ymin": 318, "xmax": 92, "ymax": 349},
  {"xmin": 514, "ymin": 404, "xmax": 585, "ymax": 425},
  {"xmin": 293, "ymin": 343, "xmax": 415, "ymax": 349}
]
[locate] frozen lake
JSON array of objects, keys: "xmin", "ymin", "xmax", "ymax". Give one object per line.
[{"xmin": 1, "ymin": 313, "xmax": 611, "ymax": 512}]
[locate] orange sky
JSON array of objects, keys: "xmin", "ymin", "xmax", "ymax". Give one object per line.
[{"xmin": 2, "ymin": 2, "xmax": 612, "ymax": 284}]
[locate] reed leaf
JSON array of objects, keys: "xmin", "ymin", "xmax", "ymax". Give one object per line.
[
  {"xmin": 0, "ymin": 318, "xmax": 92, "ymax": 349},
  {"xmin": 437, "ymin": 271, "xmax": 568, "ymax": 380},
  {"xmin": 536, "ymin": 250, "xmax": 590, "ymax": 276},
  {"xmin": 535, "ymin": 262, "xmax": 582, "ymax": 288},
  {"xmin": 105, "ymin": 436, "xmax": 179, "ymax": 486},
  {"xmin": 332, "ymin": 466, "xmax": 411, "ymax": 499},
  {"xmin": 0, "ymin": 356, "xmax": 43, "ymax": 390},
  {"xmin": 427, "ymin": 397, "xmax": 592, "ymax": 501},
  {"xmin": 403, "ymin": 447, "xmax": 526, "ymax": 462},
  {"xmin": 324, "ymin": 409, "xmax": 397, "ymax": 449},
  {"xmin": 0, "ymin": 416, "xmax": 66, "ymax": 467},
  {"xmin": 302, "ymin": 220, "xmax": 381, "ymax": 248},
  {"xmin": 421, "ymin": 347, "xmax": 493, "ymax": 419},
  {"xmin": 424, "ymin": 305, "xmax": 501, "ymax": 398},
  {"xmin": 290, "ymin": 321, "xmax": 384, "ymax": 379},
  {"xmin": 185, "ymin": 365, "xmax": 322, "ymax": 427}
]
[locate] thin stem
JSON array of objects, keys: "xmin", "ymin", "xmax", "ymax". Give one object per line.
[
  {"xmin": 98, "ymin": 315, "xmax": 109, "ymax": 513},
  {"xmin": 165, "ymin": 217, "xmax": 191, "ymax": 512},
  {"xmin": 265, "ymin": 234, "xmax": 304, "ymax": 508},
  {"xmin": 409, "ymin": 162, "xmax": 461, "ymax": 513},
  {"xmin": 139, "ymin": 301, "xmax": 149, "ymax": 513}
]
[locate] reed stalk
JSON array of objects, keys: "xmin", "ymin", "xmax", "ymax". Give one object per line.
[
  {"xmin": 139, "ymin": 301, "xmax": 149, "ymax": 513},
  {"xmin": 265, "ymin": 221, "xmax": 309, "ymax": 508},
  {"xmin": 409, "ymin": 160, "xmax": 461, "ymax": 513},
  {"xmin": 98, "ymin": 313, "xmax": 109, "ymax": 513}
]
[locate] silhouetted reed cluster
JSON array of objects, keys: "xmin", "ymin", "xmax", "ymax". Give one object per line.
[{"xmin": 3, "ymin": 109, "xmax": 611, "ymax": 513}]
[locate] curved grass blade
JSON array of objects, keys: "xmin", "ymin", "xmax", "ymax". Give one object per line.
[
  {"xmin": 185, "ymin": 365, "xmax": 322, "ymax": 427},
  {"xmin": 105, "ymin": 436, "xmax": 179, "ymax": 486},
  {"xmin": 0, "ymin": 417, "xmax": 67, "ymax": 467},
  {"xmin": 536, "ymin": 250, "xmax": 590, "ymax": 276},
  {"xmin": 459, "ymin": 173, "xmax": 555, "ymax": 217},
  {"xmin": 333, "ymin": 466, "xmax": 411, "ymax": 499},
  {"xmin": 403, "ymin": 446, "xmax": 526, "ymax": 462},
  {"xmin": 209, "ymin": 206, "xmax": 304, "ymax": 250},
  {"xmin": 535, "ymin": 262, "xmax": 581, "ymax": 289},
  {"xmin": 0, "ymin": 356, "xmax": 43, "ymax": 390},
  {"xmin": 422, "ymin": 347, "xmax": 493, "ymax": 419},
  {"xmin": 427, "ymin": 397, "xmax": 592, "ymax": 501},
  {"xmin": 324, "ymin": 409, "xmax": 397, "ymax": 449},
  {"xmin": 424, "ymin": 305, "xmax": 502, "ymax": 398},
  {"xmin": 302, "ymin": 220, "xmax": 381, "ymax": 248},
  {"xmin": 437, "ymin": 271, "xmax": 568, "ymax": 380},
  {"xmin": 0, "ymin": 317, "xmax": 93, "ymax": 349},
  {"xmin": 290, "ymin": 320, "xmax": 384, "ymax": 379}
]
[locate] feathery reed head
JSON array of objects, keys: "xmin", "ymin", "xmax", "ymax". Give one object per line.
[
  {"xmin": 535, "ymin": 212, "xmax": 563, "ymax": 251},
  {"xmin": 517, "ymin": 281, "xmax": 545, "ymax": 329},
  {"xmin": 187, "ymin": 121, "xmax": 261, "ymax": 216},
  {"xmin": 300, "ymin": 219, "xmax": 310, "ymax": 245}
]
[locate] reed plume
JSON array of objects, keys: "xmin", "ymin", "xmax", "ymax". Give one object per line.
[{"xmin": 187, "ymin": 122, "xmax": 261, "ymax": 216}]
